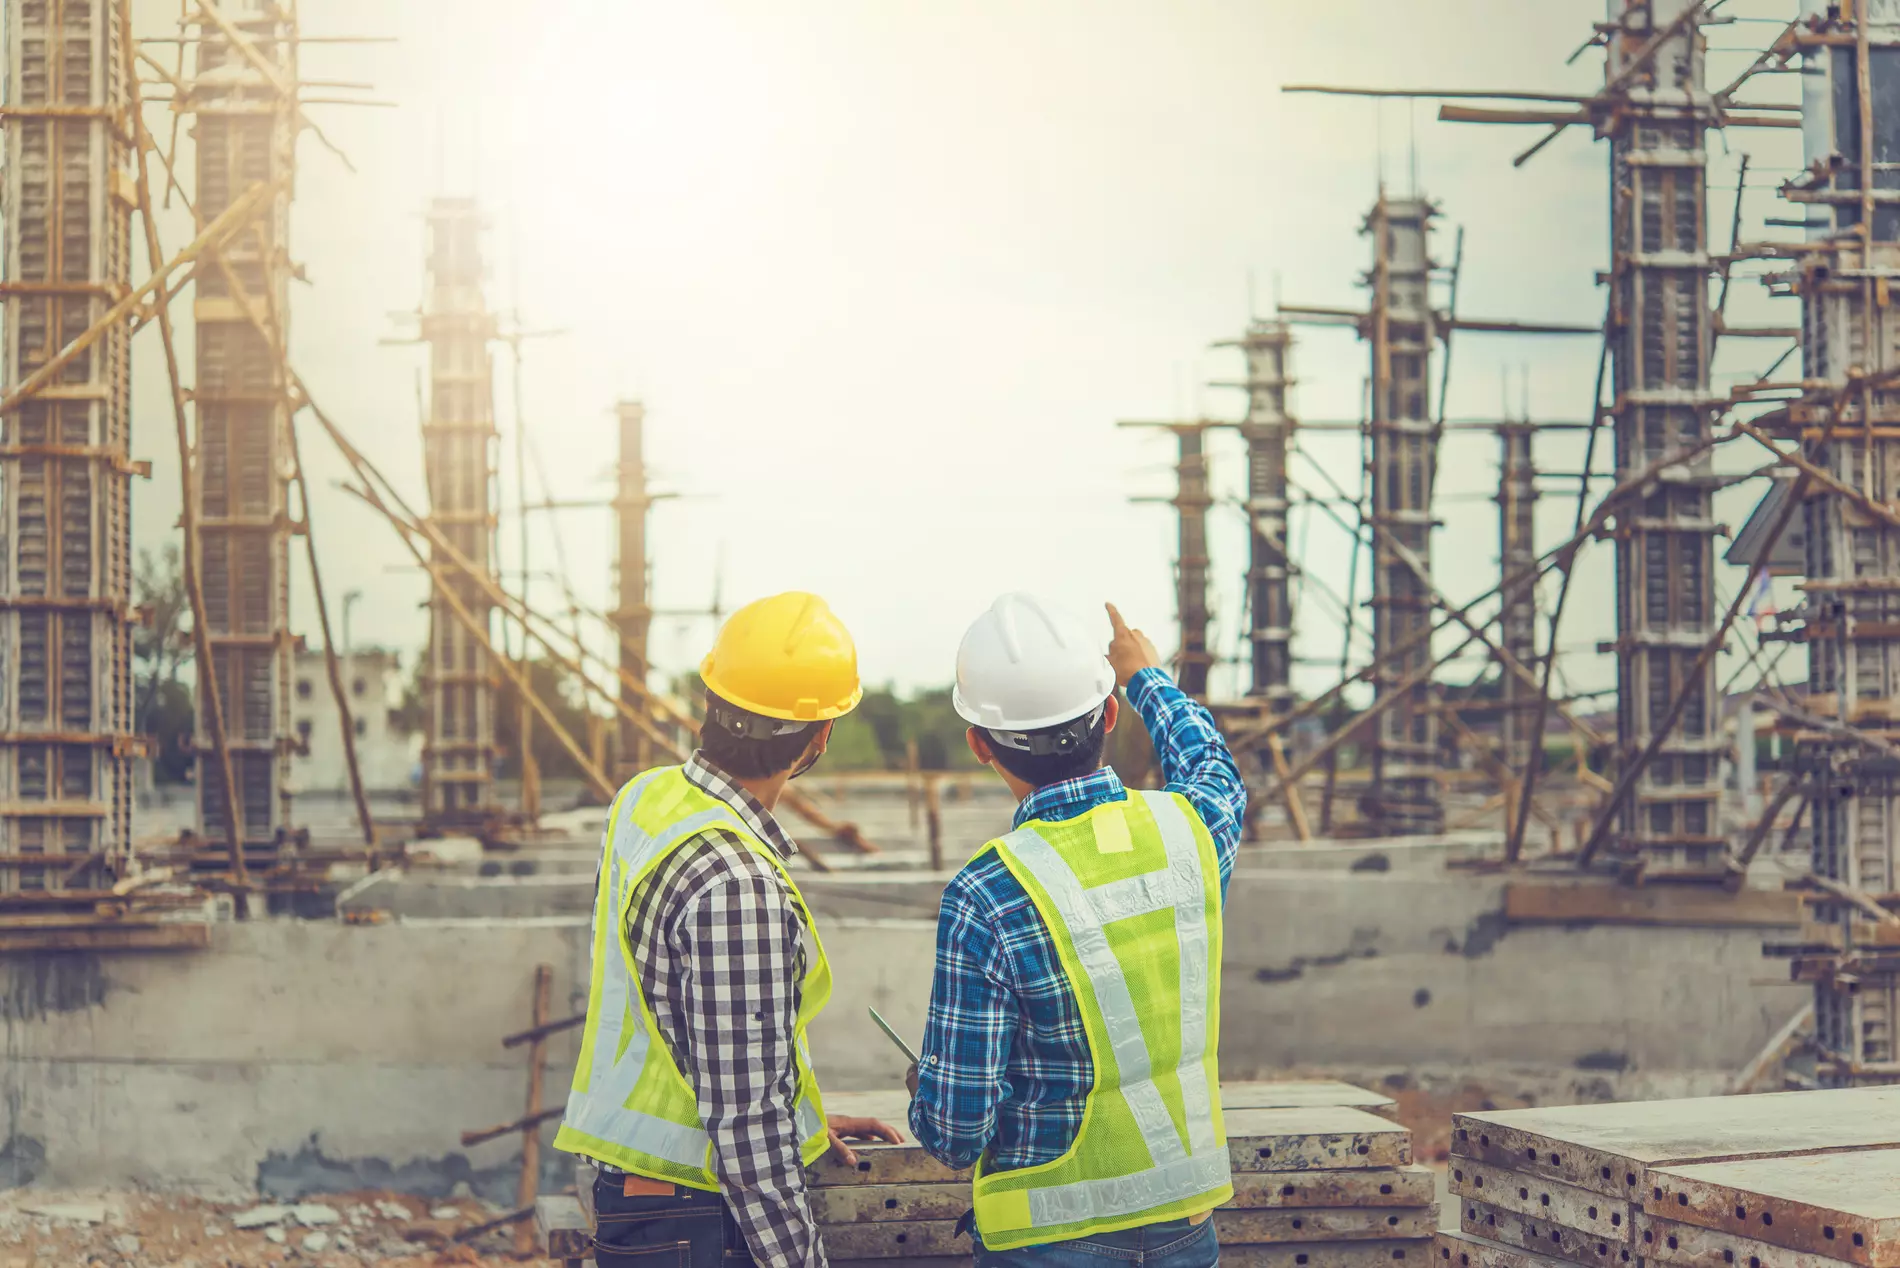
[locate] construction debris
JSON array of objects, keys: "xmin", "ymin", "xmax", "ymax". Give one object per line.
[
  {"xmin": 808, "ymin": 1081, "xmax": 1435, "ymax": 1266},
  {"xmin": 1441, "ymin": 1088, "xmax": 1900, "ymax": 1268}
]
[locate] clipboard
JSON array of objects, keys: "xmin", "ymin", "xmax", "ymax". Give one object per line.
[{"xmin": 867, "ymin": 1006, "xmax": 919, "ymax": 1064}]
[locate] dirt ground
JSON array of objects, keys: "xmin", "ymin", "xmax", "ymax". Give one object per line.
[{"xmin": 0, "ymin": 1189, "xmax": 556, "ymax": 1267}]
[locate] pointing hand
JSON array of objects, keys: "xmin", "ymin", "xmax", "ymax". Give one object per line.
[{"xmin": 1105, "ymin": 603, "xmax": 1163, "ymax": 689}]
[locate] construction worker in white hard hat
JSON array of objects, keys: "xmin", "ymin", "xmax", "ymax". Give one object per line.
[
  {"xmin": 907, "ymin": 594, "xmax": 1248, "ymax": 1266},
  {"xmin": 555, "ymin": 592, "xmax": 902, "ymax": 1268}
]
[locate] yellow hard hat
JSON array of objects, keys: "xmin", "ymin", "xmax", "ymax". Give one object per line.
[{"xmin": 700, "ymin": 592, "xmax": 863, "ymax": 723}]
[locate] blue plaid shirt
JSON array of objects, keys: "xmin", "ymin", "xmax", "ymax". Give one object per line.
[{"xmin": 908, "ymin": 667, "xmax": 1246, "ymax": 1172}]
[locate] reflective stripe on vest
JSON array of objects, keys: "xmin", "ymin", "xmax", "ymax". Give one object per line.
[
  {"xmin": 975, "ymin": 789, "xmax": 1229, "ymax": 1243},
  {"xmin": 555, "ymin": 766, "xmax": 832, "ymax": 1183},
  {"xmin": 561, "ymin": 771, "xmax": 728, "ymax": 1165}
]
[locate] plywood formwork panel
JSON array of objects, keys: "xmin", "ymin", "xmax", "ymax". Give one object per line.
[
  {"xmin": 1637, "ymin": 1209, "xmax": 1863, "ymax": 1268},
  {"xmin": 0, "ymin": 0, "xmax": 136, "ymax": 892},
  {"xmin": 418, "ymin": 198, "xmax": 499, "ymax": 827},
  {"xmin": 189, "ymin": 0, "xmax": 295, "ymax": 860}
]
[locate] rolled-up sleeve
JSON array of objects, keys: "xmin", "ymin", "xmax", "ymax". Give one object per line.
[{"xmin": 1126, "ymin": 666, "xmax": 1248, "ymax": 893}]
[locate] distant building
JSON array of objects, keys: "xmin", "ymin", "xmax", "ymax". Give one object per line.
[{"xmin": 288, "ymin": 647, "xmax": 419, "ymax": 795}]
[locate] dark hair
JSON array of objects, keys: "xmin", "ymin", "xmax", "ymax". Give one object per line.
[
  {"xmin": 698, "ymin": 692, "xmax": 825, "ymax": 779},
  {"xmin": 982, "ymin": 714, "xmax": 1109, "ymax": 788}
]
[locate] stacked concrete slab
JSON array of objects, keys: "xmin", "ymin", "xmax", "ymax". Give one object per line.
[
  {"xmin": 813, "ymin": 1081, "xmax": 1436, "ymax": 1267},
  {"xmin": 1437, "ymin": 1088, "xmax": 1900, "ymax": 1268}
]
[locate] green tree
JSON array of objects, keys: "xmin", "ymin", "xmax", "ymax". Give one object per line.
[{"xmin": 133, "ymin": 545, "xmax": 195, "ymax": 783}]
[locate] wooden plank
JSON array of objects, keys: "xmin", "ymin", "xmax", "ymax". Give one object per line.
[
  {"xmin": 0, "ymin": 921, "xmax": 209, "ymax": 954},
  {"xmin": 1216, "ymin": 1207, "xmax": 1437, "ymax": 1243},
  {"xmin": 1456, "ymin": 1198, "xmax": 1638, "ymax": 1268},
  {"xmin": 1503, "ymin": 881, "xmax": 1802, "ymax": 929},
  {"xmin": 1647, "ymin": 1149, "xmax": 1900, "ymax": 1266},
  {"xmin": 1452, "ymin": 1088, "xmax": 1900, "ymax": 1199},
  {"xmin": 534, "ymin": 1194, "xmax": 589, "ymax": 1261},
  {"xmin": 1636, "ymin": 1210, "xmax": 1861, "ymax": 1268},
  {"xmin": 1229, "ymin": 1107, "xmax": 1414, "ymax": 1172},
  {"xmin": 1450, "ymin": 1161, "xmax": 1633, "ymax": 1241},
  {"xmin": 1230, "ymin": 1166, "xmax": 1437, "ymax": 1209},
  {"xmin": 1434, "ymin": 1229, "xmax": 1578, "ymax": 1268}
]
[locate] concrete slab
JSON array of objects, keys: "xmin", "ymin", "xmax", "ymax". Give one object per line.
[
  {"xmin": 1647, "ymin": 1150, "xmax": 1900, "ymax": 1265},
  {"xmin": 1453, "ymin": 1089, "xmax": 1900, "ymax": 1200},
  {"xmin": 1636, "ymin": 1210, "xmax": 1859, "ymax": 1268}
]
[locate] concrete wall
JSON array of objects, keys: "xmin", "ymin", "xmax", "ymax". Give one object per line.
[{"xmin": 0, "ymin": 863, "xmax": 1807, "ymax": 1198}]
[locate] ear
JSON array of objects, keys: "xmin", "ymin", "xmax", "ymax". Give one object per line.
[
  {"xmin": 966, "ymin": 726, "xmax": 994, "ymax": 766},
  {"xmin": 813, "ymin": 720, "xmax": 834, "ymax": 754},
  {"xmin": 1103, "ymin": 694, "xmax": 1120, "ymax": 736}
]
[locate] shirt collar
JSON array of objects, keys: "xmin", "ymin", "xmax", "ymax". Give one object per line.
[
  {"xmin": 684, "ymin": 752, "xmax": 800, "ymax": 862},
  {"xmin": 1012, "ymin": 765, "xmax": 1128, "ymax": 830}
]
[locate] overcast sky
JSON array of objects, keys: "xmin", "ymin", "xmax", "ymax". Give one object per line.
[{"xmin": 120, "ymin": 0, "xmax": 1807, "ymax": 703}]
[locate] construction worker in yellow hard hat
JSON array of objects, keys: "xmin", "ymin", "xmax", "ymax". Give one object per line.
[{"xmin": 555, "ymin": 592, "xmax": 901, "ymax": 1268}]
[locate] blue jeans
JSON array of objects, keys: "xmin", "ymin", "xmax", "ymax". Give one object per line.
[
  {"xmin": 590, "ymin": 1171, "xmax": 754, "ymax": 1268},
  {"xmin": 973, "ymin": 1216, "xmax": 1219, "ymax": 1267}
]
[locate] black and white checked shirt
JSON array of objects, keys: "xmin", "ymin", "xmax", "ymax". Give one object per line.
[{"xmin": 616, "ymin": 753, "xmax": 826, "ymax": 1268}]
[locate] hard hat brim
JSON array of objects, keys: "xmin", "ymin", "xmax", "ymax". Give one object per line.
[
  {"xmin": 701, "ymin": 663, "xmax": 864, "ymax": 724},
  {"xmin": 952, "ymin": 681, "xmax": 1114, "ymax": 734}
]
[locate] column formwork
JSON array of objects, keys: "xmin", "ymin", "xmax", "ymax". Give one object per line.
[
  {"xmin": 188, "ymin": 0, "xmax": 299, "ymax": 863},
  {"xmin": 1780, "ymin": 0, "xmax": 1900, "ymax": 1086},
  {"xmin": 1238, "ymin": 320, "xmax": 1296, "ymax": 714},
  {"xmin": 418, "ymin": 199, "xmax": 500, "ymax": 828},
  {"xmin": 1604, "ymin": 0, "xmax": 1728, "ymax": 878},
  {"xmin": 1360, "ymin": 193, "xmax": 1444, "ymax": 835},
  {"xmin": 0, "ymin": 0, "xmax": 137, "ymax": 891},
  {"xmin": 1497, "ymin": 423, "xmax": 1540, "ymax": 772}
]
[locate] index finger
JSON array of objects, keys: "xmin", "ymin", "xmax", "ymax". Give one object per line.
[{"xmin": 1105, "ymin": 602, "xmax": 1131, "ymax": 635}]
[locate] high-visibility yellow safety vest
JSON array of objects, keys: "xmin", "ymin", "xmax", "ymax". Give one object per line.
[
  {"xmin": 970, "ymin": 788, "xmax": 1231, "ymax": 1250},
  {"xmin": 553, "ymin": 765, "xmax": 833, "ymax": 1188}
]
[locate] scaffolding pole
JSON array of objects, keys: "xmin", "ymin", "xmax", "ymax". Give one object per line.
[{"xmin": 0, "ymin": 0, "xmax": 138, "ymax": 895}]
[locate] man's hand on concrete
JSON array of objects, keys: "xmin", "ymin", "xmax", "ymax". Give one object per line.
[
  {"xmin": 1106, "ymin": 603, "xmax": 1163, "ymax": 689},
  {"xmin": 826, "ymin": 1114, "xmax": 904, "ymax": 1168}
]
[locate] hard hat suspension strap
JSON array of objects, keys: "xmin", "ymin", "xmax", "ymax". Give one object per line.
[{"xmin": 984, "ymin": 700, "xmax": 1107, "ymax": 756}]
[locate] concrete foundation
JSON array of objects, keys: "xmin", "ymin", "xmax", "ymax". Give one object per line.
[{"xmin": 0, "ymin": 860, "xmax": 1806, "ymax": 1199}]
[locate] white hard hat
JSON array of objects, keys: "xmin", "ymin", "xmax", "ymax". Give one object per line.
[{"xmin": 952, "ymin": 593, "xmax": 1116, "ymax": 734}]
